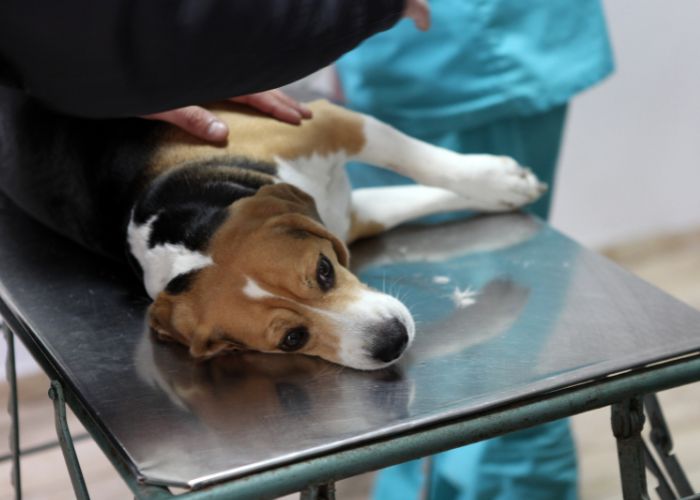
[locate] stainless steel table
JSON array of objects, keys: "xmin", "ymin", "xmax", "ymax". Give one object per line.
[{"xmin": 1, "ymin": 193, "xmax": 699, "ymax": 499}]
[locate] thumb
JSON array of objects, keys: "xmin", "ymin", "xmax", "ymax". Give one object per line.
[{"xmin": 404, "ymin": 0, "xmax": 430, "ymax": 31}]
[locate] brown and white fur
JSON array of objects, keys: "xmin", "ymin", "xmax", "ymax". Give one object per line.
[{"xmin": 125, "ymin": 100, "xmax": 544, "ymax": 370}]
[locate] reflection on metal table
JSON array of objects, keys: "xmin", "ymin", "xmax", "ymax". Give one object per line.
[{"xmin": 1, "ymin": 194, "xmax": 699, "ymax": 499}]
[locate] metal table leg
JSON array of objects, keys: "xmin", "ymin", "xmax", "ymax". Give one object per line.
[
  {"xmin": 643, "ymin": 442, "xmax": 675, "ymax": 500},
  {"xmin": 48, "ymin": 380, "xmax": 91, "ymax": 500},
  {"xmin": 612, "ymin": 396, "xmax": 649, "ymax": 500},
  {"xmin": 301, "ymin": 481, "xmax": 336, "ymax": 500},
  {"xmin": 645, "ymin": 393, "xmax": 694, "ymax": 497},
  {"xmin": 3, "ymin": 322, "xmax": 22, "ymax": 500}
]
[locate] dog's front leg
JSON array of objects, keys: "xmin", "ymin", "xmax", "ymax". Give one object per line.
[
  {"xmin": 350, "ymin": 116, "xmax": 546, "ymax": 211},
  {"xmin": 349, "ymin": 185, "xmax": 503, "ymax": 242}
]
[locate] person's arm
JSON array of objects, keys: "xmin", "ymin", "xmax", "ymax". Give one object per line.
[{"xmin": 0, "ymin": 0, "xmax": 406, "ymax": 118}]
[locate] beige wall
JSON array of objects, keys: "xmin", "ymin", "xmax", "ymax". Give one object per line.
[{"xmin": 552, "ymin": 0, "xmax": 700, "ymax": 247}]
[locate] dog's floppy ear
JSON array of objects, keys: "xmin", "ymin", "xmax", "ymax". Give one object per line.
[
  {"xmin": 149, "ymin": 294, "xmax": 221, "ymax": 359},
  {"xmin": 270, "ymin": 212, "xmax": 350, "ymax": 267},
  {"xmin": 238, "ymin": 183, "xmax": 324, "ymax": 225},
  {"xmin": 255, "ymin": 183, "xmax": 320, "ymax": 219},
  {"xmin": 238, "ymin": 183, "xmax": 350, "ymax": 266}
]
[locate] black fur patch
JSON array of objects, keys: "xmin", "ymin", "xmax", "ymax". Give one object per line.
[
  {"xmin": 176, "ymin": 156, "xmax": 277, "ymax": 177},
  {"xmin": 165, "ymin": 270, "xmax": 200, "ymax": 295},
  {"xmin": 134, "ymin": 159, "xmax": 276, "ymax": 251},
  {"xmin": 148, "ymin": 204, "xmax": 230, "ymax": 250}
]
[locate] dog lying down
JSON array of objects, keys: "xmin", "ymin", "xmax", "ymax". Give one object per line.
[{"xmin": 5, "ymin": 99, "xmax": 545, "ymax": 370}]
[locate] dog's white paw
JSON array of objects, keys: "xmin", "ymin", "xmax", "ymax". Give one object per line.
[{"xmin": 441, "ymin": 155, "xmax": 547, "ymax": 212}]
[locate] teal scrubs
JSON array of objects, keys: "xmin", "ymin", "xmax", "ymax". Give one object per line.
[
  {"xmin": 338, "ymin": 0, "xmax": 613, "ymax": 136},
  {"xmin": 336, "ymin": 1, "xmax": 613, "ymax": 498}
]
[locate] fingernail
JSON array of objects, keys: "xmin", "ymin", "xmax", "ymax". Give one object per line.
[
  {"xmin": 300, "ymin": 104, "xmax": 313, "ymax": 118},
  {"xmin": 207, "ymin": 120, "xmax": 228, "ymax": 140}
]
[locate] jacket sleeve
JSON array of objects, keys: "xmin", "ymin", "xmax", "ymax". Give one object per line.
[{"xmin": 0, "ymin": 0, "xmax": 404, "ymax": 117}]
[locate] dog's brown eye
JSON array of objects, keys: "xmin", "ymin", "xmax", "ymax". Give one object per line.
[
  {"xmin": 316, "ymin": 254, "xmax": 335, "ymax": 292},
  {"xmin": 279, "ymin": 327, "xmax": 309, "ymax": 352}
]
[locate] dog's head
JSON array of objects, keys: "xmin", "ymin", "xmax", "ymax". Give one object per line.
[{"xmin": 149, "ymin": 183, "xmax": 414, "ymax": 370}]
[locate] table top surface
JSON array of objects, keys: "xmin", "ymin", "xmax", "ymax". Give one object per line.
[{"xmin": 1, "ymin": 195, "xmax": 699, "ymax": 489}]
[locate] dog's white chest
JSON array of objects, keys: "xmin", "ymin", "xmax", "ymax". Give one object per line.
[{"xmin": 274, "ymin": 152, "xmax": 352, "ymax": 241}]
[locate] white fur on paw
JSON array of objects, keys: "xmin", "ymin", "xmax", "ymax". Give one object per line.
[{"xmin": 445, "ymin": 155, "xmax": 547, "ymax": 212}]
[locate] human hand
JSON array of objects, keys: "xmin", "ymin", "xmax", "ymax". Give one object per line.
[
  {"xmin": 141, "ymin": 89, "xmax": 313, "ymax": 143},
  {"xmin": 403, "ymin": 0, "xmax": 430, "ymax": 31}
]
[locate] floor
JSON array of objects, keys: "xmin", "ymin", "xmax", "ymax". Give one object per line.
[{"xmin": 1, "ymin": 228, "xmax": 699, "ymax": 500}]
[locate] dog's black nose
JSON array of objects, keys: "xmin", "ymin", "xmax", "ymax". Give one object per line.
[{"xmin": 370, "ymin": 318, "xmax": 409, "ymax": 363}]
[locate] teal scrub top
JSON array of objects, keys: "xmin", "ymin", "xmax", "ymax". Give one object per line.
[{"xmin": 337, "ymin": 0, "xmax": 613, "ymax": 134}]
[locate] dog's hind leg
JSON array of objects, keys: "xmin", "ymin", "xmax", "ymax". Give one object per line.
[
  {"xmin": 348, "ymin": 185, "xmax": 501, "ymax": 242},
  {"xmin": 350, "ymin": 115, "xmax": 546, "ymax": 211}
]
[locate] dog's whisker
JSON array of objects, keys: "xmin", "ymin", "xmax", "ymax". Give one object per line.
[
  {"xmin": 387, "ymin": 282, "xmax": 410, "ymax": 304},
  {"xmin": 315, "ymin": 363, "xmax": 341, "ymax": 380},
  {"xmin": 385, "ymin": 278, "xmax": 402, "ymax": 297}
]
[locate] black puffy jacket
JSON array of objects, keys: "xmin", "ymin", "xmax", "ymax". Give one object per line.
[{"xmin": 0, "ymin": 0, "xmax": 403, "ymax": 117}]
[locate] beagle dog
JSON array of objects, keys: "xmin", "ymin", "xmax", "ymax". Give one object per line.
[
  {"xmin": 128, "ymin": 100, "xmax": 544, "ymax": 370},
  {"xmin": 1, "ymin": 97, "xmax": 543, "ymax": 370}
]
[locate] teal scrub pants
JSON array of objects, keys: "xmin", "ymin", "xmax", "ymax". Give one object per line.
[{"xmin": 347, "ymin": 105, "xmax": 579, "ymax": 500}]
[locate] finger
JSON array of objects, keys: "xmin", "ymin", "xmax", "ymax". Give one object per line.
[
  {"xmin": 247, "ymin": 94, "xmax": 304, "ymax": 125},
  {"xmin": 271, "ymin": 90, "xmax": 313, "ymax": 119},
  {"xmin": 405, "ymin": 0, "xmax": 431, "ymax": 31},
  {"xmin": 143, "ymin": 106, "xmax": 228, "ymax": 142},
  {"xmin": 232, "ymin": 91, "xmax": 310, "ymax": 123},
  {"xmin": 268, "ymin": 96, "xmax": 305, "ymax": 124},
  {"xmin": 273, "ymin": 90, "xmax": 312, "ymax": 118},
  {"xmin": 414, "ymin": 3, "xmax": 431, "ymax": 31}
]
